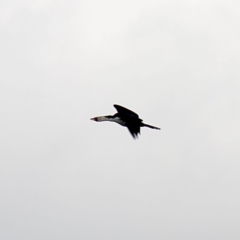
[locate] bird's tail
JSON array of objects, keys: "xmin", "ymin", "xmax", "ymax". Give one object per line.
[{"xmin": 142, "ymin": 123, "xmax": 161, "ymax": 130}]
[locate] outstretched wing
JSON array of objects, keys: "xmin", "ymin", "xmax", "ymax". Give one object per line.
[
  {"xmin": 127, "ymin": 123, "xmax": 141, "ymax": 139},
  {"xmin": 113, "ymin": 104, "xmax": 139, "ymax": 117},
  {"xmin": 113, "ymin": 104, "xmax": 142, "ymax": 138}
]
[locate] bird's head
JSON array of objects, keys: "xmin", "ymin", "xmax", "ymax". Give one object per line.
[{"xmin": 90, "ymin": 117, "xmax": 98, "ymax": 121}]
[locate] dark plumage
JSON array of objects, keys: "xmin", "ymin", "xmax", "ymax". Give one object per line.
[{"xmin": 91, "ymin": 104, "xmax": 160, "ymax": 139}]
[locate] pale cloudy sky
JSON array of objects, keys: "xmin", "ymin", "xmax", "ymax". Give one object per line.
[{"xmin": 1, "ymin": 0, "xmax": 240, "ymax": 239}]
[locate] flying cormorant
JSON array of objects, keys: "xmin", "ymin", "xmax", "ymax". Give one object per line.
[{"xmin": 90, "ymin": 104, "xmax": 160, "ymax": 138}]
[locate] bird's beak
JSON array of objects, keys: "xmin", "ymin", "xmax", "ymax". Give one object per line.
[{"xmin": 90, "ymin": 117, "xmax": 97, "ymax": 121}]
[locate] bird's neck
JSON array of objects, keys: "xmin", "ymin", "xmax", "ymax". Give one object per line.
[
  {"xmin": 95, "ymin": 115, "xmax": 126, "ymax": 126},
  {"xmin": 95, "ymin": 116, "xmax": 113, "ymax": 122}
]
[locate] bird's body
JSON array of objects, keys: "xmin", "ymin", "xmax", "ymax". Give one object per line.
[{"xmin": 91, "ymin": 104, "xmax": 160, "ymax": 138}]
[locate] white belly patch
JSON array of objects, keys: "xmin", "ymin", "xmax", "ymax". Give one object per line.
[{"xmin": 111, "ymin": 117, "xmax": 126, "ymax": 126}]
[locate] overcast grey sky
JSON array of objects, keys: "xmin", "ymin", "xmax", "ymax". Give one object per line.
[{"xmin": 1, "ymin": 0, "xmax": 240, "ymax": 239}]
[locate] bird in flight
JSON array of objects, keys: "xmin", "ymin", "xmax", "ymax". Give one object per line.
[{"xmin": 90, "ymin": 104, "xmax": 160, "ymax": 139}]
